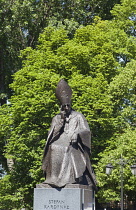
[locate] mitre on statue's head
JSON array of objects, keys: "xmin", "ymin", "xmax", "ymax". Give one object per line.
[{"xmin": 55, "ymin": 79, "xmax": 72, "ymax": 105}]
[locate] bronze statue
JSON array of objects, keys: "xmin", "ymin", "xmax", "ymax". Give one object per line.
[{"xmin": 42, "ymin": 79, "xmax": 96, "ymax": 188}]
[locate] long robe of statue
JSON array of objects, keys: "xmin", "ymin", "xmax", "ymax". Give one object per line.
[{"xmin": 42, "ymin": 80, "xmax": 96, "ymax": 188}]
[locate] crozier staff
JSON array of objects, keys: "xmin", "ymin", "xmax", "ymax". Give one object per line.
[{"xmin": 42, "ymin": 79, "xmax": 96, "ymax": 188}]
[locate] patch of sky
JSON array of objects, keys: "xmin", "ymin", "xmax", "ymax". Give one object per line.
[
  {"xmin": 0, "ymin": 164, "xmax": 6, "ymax": 178},
  {"xmin": 22, "ymin": 28, "xmax": 29, "ymax": 38}
]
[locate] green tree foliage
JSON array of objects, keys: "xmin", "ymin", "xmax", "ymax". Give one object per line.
[
  {"xmin": 109, "ymin": 60, "xmax": 136, "ymax": 124},
  {"xmin": 95, "ymin": 59, "xmax": 136, "ymax": 203},
  {"xmin": 0, "ymin": 0, "xmax": 136, "ymax": 208},
  {"xmin": 1, "ymin": 9, "xmax": 136, "ymax": 206},
  {"xmin": 0, "ymin": 0, "xmax": 121, "ymax": 101},
  {"xmin": 96, "ymin": 127, "xmax": 136, "ymax": 203},
  {"xmin": 94, "ymin": 0, "xmax": 136, "ymax": 199},
  {"xmin": 111, "ymin": 0, "xmax": 136, "ymax": 34}
]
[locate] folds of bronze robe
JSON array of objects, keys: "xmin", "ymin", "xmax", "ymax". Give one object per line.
[{"xmin": 42, "ymin": 110, "xmax": 96, "ymax": 188}]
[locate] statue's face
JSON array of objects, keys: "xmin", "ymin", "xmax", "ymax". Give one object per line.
[{"xmin": 61, "ymin": 104, "xmax": 71, "ymax": 115}]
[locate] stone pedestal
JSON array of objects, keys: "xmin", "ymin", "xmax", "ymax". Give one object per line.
[{"xmin": 33, "ymin": 184, "xmax": 95, "ymax": 210}]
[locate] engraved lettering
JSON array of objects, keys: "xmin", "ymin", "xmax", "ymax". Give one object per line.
[
  {"xmin": 44, "ymin": 200, "xmax": 70, "ymax": 209},
  {"xmin": 44, "ymin": 205, "xmax": 50, "ymax": 209}
]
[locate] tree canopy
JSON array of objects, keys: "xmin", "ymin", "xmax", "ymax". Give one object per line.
[{"xmin": 0, "ymin": 0, "xmax": 121, "ymax": 103}]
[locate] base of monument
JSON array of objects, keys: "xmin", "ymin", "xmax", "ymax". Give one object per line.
[{"xmin": 33, "ymin": 184, "xmax": 95, "ymax": 210}]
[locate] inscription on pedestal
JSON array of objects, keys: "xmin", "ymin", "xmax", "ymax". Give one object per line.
[
  {"xmin": 34, "ymin": 187, "xmax": 95, "ymax": 210},
  {"xmin": 34, "ymin": 188, "xmax": 82, "ymax": 210},
  {"xmin": 44, "ymin": 200, "xmax": 69, "ymax": 209}
]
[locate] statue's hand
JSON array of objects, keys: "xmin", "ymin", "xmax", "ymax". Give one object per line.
[{"xmin": 60, "ymin": 110, "xmax": 66, "ymax": 120}]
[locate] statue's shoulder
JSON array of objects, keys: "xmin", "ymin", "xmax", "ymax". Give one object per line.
[
  {"xmin": 73, "ymin": 111, "xmax": 89, "ymax": 123},
  {"xmin": 71, "ymin": 110, "xmax": 85, "ymax": 119},
  {"xmin": 52, "ymin": 113, "xmax": 61, "ymax": 121}
]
